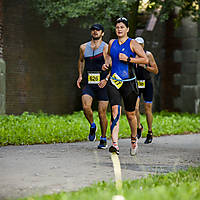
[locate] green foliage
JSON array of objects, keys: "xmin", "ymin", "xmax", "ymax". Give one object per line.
[
  {"xmin": 18, "ymin": 166, "xmax": 200, "ymax": 200},
  {"xmin": 32, "ymin": 0, "xmax": 200, "ymax": 29},
  {"xmin": 0, "ymin": 111, "xmax": 200, "ymax": 146},
  {"xmin": 32, "ymin": 0, "xmax": 132, "ymax": 28},
  {"xmin": 147, "ymin": 0, "xmax": 200, "ymax": 26}
]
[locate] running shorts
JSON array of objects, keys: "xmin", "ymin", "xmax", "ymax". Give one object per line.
[
  {"xmin": 138, "ymin": 80, "xmax": 153, "ymax": 103},
  {"xmin": 107, "ymin": 79, "xmax": 138, "ymax": 112},
  {"xmin": 82, "ymin": 84, "xmax": 109, "ymax": 101}
]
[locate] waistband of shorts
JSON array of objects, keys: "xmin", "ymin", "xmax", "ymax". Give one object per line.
[{"xmin": 110, "ymin": 76, "xmax": 136, "ymax": 82}]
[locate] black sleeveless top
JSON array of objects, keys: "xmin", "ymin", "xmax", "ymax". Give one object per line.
[{"xmin": 135, "ymin": 50, "xmax": 151, "ymax": 81}]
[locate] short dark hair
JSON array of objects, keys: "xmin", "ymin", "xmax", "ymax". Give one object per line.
[
  {"xmin": 116, "ymin": 17, "xmax": 128, "ymax": 28},
  {"xmin": 90, "ymin": 24, "xmax": 104, "ymax": 32}
]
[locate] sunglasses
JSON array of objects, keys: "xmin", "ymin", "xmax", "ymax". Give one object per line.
[{"xmin": 116, "ymin": 17, "xmax": 128, "ymax": 22}]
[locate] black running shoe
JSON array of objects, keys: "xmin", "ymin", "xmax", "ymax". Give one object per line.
[
  {"xmin": 144, "ymin": 133, "xmax": 153, "ymax": 144},
  {"xmin": 137, "ymin": 124, "xmax": 143, "ymax": 139},
  {"xmin": 88, "ymin": 125, "xmax": 97, "ymax": 141},
  {"xmin": 109, "ymin": 145, "xmax": 119, "ymax": 155},
  {"xmin": 98, "ymin": 137, "xmax": 107, "ymax": 149}
]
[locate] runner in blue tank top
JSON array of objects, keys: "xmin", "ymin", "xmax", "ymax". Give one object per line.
[
  {"xmin": 77, "ymin": 24, "xmax": 110, "ymax": 149},
  {"xmin": 102, "ymin": 17, "xmax": 148, "ymax": 155}
]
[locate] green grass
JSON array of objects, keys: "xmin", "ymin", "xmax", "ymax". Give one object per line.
[
  {"xmin": 0, "ymin": 111, "xmax": 200, "ymax": 146},
  {"xmin": 18, "ymin": 166, "xmax": 200, "ymax": 200}
]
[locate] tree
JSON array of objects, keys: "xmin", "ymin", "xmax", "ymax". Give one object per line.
[
  {"xmin": 32, "ymin": 0, "xmax": 200, "ymax": 37},
  {"xmin": 147, "ymin": 0, "xmax": 200, "ymax": 26}
]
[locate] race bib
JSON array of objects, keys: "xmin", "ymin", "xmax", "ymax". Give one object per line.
[
  {"xmin": 111, "ymin": 73, "xmax": 123, "ymax": 89},
  {"xmin": 137, "ymin": 80, "xmax": 145, "ymax": 88},
  {"xmin": 88, "ymin": 72, "xmax": 100, "ymax": 84}
]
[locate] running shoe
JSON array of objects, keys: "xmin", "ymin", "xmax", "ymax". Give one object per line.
[
  {"xmin": 88, "ymin": 123, "xmax": 97, "ymax": 141},
  {"xmin": 137, "ymin": 124, "xmax": 143, "ymax": 139},
  {"xmin": 109, "ymin": 145, "xmax": 119, "ymax": 155},
  {"xmin": 98, "ymin": 137, "xmax": 107, "ymax": 149},
  {"xmin": 130, "ymin": 136, "xmax": 138, "ymax": 156},
  {"xmin": 144, "ymin": 132, "xmax": 153, "ymax": 144}
]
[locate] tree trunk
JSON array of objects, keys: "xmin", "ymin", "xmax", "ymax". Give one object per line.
[{"xmin": 128, "ymin": 0, "xmax": 140, "ymax": 38}]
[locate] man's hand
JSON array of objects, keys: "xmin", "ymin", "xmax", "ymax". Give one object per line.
[
  {"xmin": 98, "ymin": 79, "xmax": 107, "ymax": 88},
  {"xmin": 77, "ymin": 76, "xmax": 82, "ymax": 88},
  {"xmin": 102, "ymin": 64, "xmax": 110, "ymax": 71},
  {"xmin": 119, "ymin": 53, "xmax": 128, "ymax": 62}
]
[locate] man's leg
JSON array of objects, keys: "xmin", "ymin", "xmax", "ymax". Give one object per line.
[
  {"xmin": 98, "ymin": 101, "xmax": 108, "ymax": 138},
  {"xmin": 126, "ymin": 110, "xmax": 137, "ymax": 139},
  {"xmin": 123, "ymin": 86, "xmax": 139, "ymax": 156},
  {"xmin": 135, "ymin": 97, "xmax": 143, "ymax": 139},
  {"xmin": 82, "ymin": 94, "xmax": 96, "ymax": 141},
  {"xmin": 144, "ymin": 102, "xmax": 153, "ymax": 144},
  {"xmin": 109, "ymin": 105, "xmax": 121, "ymax": 154},
  {"xmin": 126, "ymin": 110, "xmax": 138, "ymax": 156},
  {"xmin": 144, "ymin": 102, "xmax": 153, "ymax": 132},
  {"xmin": 97, "ymin": 101, "xmax": 108, "ymax": 149},
  {"xmin": 135, "ymin": 97, "xmax": 141, "ymax": 127},
  {"xmin": 82, "ymin": 94, "xmax": 93, "ymax": 124}
]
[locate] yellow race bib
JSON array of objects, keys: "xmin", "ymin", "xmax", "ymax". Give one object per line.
[
  {"xmin": 111, "ymin": 73, "xmax": 123, "ymax": 89},
  {"xmin": 88, "ymin": 72, "xmax": 100, "ymax": 84},
  {"xmin": 137, "ymin": 80, "xmax": 145, "ymax": 88}
]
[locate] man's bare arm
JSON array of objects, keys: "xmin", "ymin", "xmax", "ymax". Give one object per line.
[
  {"xmin": 119, "ymin": 39, "xmax": 148, "ymax": 64},
  {"xmin": 102, "ymin": 40, "xmax": 113, "ymax": 71},
  {"xmin": 77, "ymin": 45, "xmax": 85, "ymax": 88},
  {"xmin": 146, "ymin": 51, "xmax": 159, "ymax": 74}
]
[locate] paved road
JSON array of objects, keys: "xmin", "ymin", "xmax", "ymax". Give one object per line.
[{"xmin": 0, "ymin": 134, "xmax": 200, "ymax": 200}]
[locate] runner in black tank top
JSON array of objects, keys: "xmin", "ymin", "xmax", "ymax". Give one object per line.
[
  {"xmin": 134, "ymin": 37, "xmax": 159, "ymax": 144},
  {"xmin": 77, "ymin": 24, "xmax": 110, "ymax": 149}
]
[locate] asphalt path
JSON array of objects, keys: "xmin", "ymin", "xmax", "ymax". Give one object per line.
[{"xmin": 0, "ymin": 134, "xmax": 200, "ymax": 200}]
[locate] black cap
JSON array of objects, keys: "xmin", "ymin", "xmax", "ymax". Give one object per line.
[
  {"xmin": 90, "ymin": 24, "xmax": 104, "ymax": 32},
  {"xmin": 116, "ymin": 17, "xmax": 128, "ymax": 27}
]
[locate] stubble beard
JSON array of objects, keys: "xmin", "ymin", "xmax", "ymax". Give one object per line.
[{"xmin": 92, "ymin": 36, "xmax": 101, "ymax": 41}]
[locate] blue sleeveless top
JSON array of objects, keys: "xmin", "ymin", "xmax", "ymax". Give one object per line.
[{"xmin": 110, "ymin": 38, "xmax": 136, "ymax": 80}]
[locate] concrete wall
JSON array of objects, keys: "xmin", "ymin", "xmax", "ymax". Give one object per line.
[{"xmin": 3, "ymin": 0, "xmax": 91, "ymax": 115}]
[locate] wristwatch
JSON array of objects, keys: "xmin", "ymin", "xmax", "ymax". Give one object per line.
[
  {"xmin": 127, "ymin": 57, "xmax": 131, "ymax": 62},
  {"xmin": 105, "ymin": 77, "xmax": 109, "ymax": 81}
]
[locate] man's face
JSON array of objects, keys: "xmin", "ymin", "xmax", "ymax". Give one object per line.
[
  {"xmin": 91, "ymin": 29, "xmax": 103, "ymax": 40},
  {"xmin": 115, "ymin": 22, "xmax": 129, "ymax": 37}
]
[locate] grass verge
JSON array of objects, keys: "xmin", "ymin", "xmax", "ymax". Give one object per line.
[
  {"xmin": 0, "ymin": 111, "xmax": 200, "ymax": 146},
  {"xmin": 18, "ymin": 166, "xmax": 200, "ymax": 200}
]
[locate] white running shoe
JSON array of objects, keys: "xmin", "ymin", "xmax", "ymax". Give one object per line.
[{"xmin": 130, "ymin": 137, "xmax": 138, "ymax": 156}]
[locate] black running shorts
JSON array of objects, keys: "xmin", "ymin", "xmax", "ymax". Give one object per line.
[
  {"xmin": 82, "ymin": 84, "xmax": 109, "ymax": 101},
  {"xmin": 107, "ymin": 80, "xmax": 138, "ymax": 112},
  {"xmin": 138, "ymin": 80, "xmax": 153, "ymax": 103}
]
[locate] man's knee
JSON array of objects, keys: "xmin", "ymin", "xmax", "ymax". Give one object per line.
[
  {"xmin": 135, "ymin": 106, "xmax": 139, "ymax": 113},
  {"xmin": 98, "ymin": 110, "xmax": 107, "ymax": 120},
  {"xmin": 82, "ymin": 104, "xmax": 91, "ymax": 111},
  {"xmin": 144, "ymin": 103, "xmax": 152, "ymax": 113},
  {"xmin": 126, "ymin": 111, "xmax": 136, "ymax": 121}
]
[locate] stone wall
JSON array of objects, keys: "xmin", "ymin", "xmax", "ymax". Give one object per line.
[
  {"xmin": 3, "ymin": 0, "xmax": 91, "ymax": 114},
  {"xmin": 173, "ymin": 19, "xmax": 200, "ymax": 113},
  {"xmin": 141, "ymin": 14, "xmax": 200, "ymax": 113}
]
